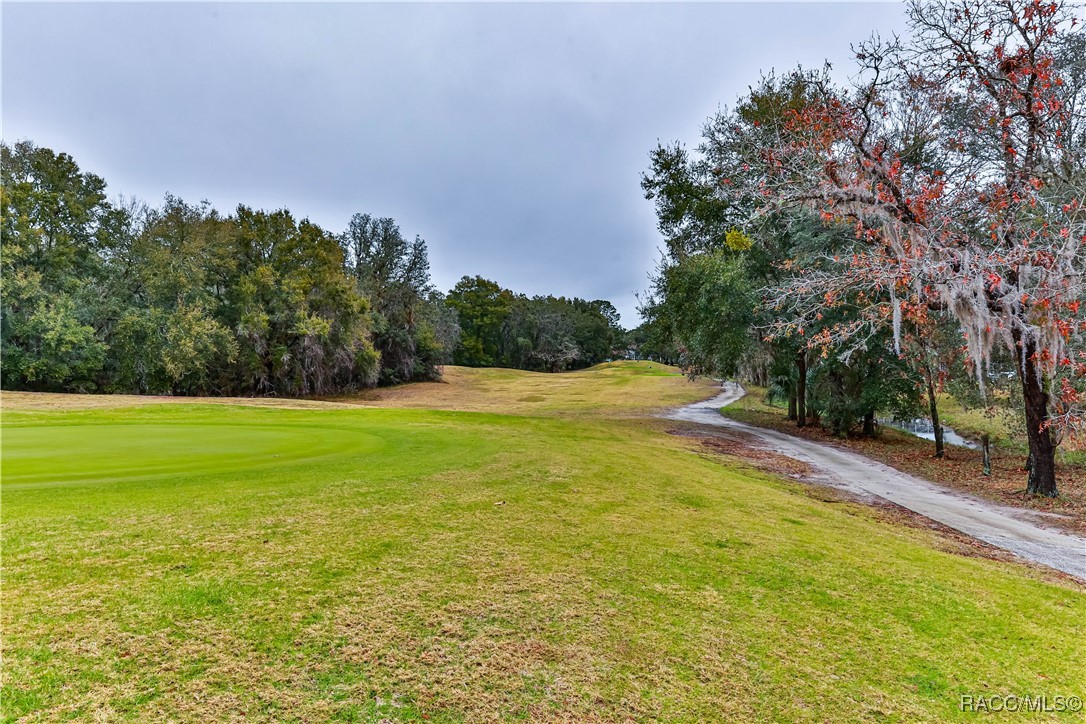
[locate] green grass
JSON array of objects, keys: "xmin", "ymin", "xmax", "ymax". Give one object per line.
[{"xmin": 3, "ymin": 363, "xmax": 1084, "ymax": 721}]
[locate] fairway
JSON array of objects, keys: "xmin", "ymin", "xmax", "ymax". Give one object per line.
[{"xmin": 3, "ymin": 364, "xmax": 1084, "ymax": 721}]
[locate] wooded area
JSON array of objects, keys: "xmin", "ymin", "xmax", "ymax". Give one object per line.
[
  {"xmin": 639, "ymin": 0, "xmax": 1085, "ymax": 495},
  {"xmin": 1, "ymin": 142, "xmax": 624, "ymax": 396}
]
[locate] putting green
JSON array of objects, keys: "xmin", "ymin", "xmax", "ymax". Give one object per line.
[{"xmin": 2, "ymin": 419, "xmax": 383, "ymax": 488}]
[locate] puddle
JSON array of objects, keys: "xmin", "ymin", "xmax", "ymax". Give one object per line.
[{"xmin": 881, "ymin": 418, "xmax": 978, "ymax": 449}]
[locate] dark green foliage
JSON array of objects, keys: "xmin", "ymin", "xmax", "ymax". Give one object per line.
[
  {"xmin": 2, "ymin": 140, "xmax": 624, "ymax": 394},
  {"xmin": 418, "ymin": 291, "xmax": 461, "ymax": 366},
  {"xmin": 807, "ymin": 341, "xmax": 922, "ymax": 437},
  {"xmin": 500, "ymin": 296, "xmax": 581, "ymax": 372},
  {"xmin": 2, "ymin": 142, "xmax": 377, "ymax": 395},
  {"xmin": 447, "ymin": 276, "xmax": 513, "ymax": 367},
  {"xmin": 624, "ymin": 319, "xmax": 680, "ymax": 365},
  {"xmin": 447, "ymin": 276, "xmax": 623, "ymax": 372},
  {"xmin": 642, "ymin": 251, "xmax": 754, "ymax": 378},
  {"xmin": 340, "ymin": 214, "xmax": 450, "ymax": 385},
  {"xmin": 106, "ymin": 197, "xmax": 238, "ymax": 395},
  {"xmin": 225, "ymin": 206, "xmax": 378, "ymax": 395},
  {"xmin": 641, "ymin": 143, "xmax": 732, "ymax": 258},
  {"xmin": 1, "ymin": 141, "xmax": 112, "ymax": 391}
]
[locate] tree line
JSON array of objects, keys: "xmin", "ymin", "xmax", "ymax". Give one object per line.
[
  {"xmin": 447, "ymin": 276, "xmax": 623, "ymax": 372},
  {"xmin": 640, "ymin": 0, "xmax": 1085, "ymax": 496},
  {"xmin": 1, "ymin": 141, "xmax": 623, "ymax": 396}
]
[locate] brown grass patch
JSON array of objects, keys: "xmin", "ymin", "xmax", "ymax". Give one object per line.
[{"xmin": 329, "ymin": 363, "xmax": 720, "ymax": 418}]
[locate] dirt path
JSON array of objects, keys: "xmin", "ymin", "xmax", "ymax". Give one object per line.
[{"xmin": 666, "ymin": 383, "xmax": 1086, "ymax": 579}]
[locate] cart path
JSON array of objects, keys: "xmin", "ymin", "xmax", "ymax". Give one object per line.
[{"xmin": 666, "ymin": 383, "xmax": 1086, "ymax": 579}]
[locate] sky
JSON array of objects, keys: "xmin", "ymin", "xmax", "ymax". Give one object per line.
[{"xmin": 2, "ymin": 2, "xmax": 909, "ymax": 326}]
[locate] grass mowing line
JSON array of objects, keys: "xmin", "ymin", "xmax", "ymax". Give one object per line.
[{"xmin": 2, "ymin": 363, "xmax": 1084, "ymax": 721}]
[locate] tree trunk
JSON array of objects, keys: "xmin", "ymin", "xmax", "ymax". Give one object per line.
[
  {"xmin": 1014, "ymin": 332, "xmax": 1058, "ymax": 496},
  {"xmin": 796, "ymin": 350, "xmax": 807, "ymax": 428},
  {"xmin": 924, "ymin": 362, "xmax": 945, "ymax": 459},
  {"xmin": 862, "ymin": 411, "xmax": 876, "ymax": 437},
  {"xmin": 787, "ymin": 394, "xmax": 797, "ymax": 421}
]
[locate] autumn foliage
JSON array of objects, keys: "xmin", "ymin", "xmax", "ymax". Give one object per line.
[{"xmin": 645, "ymin": 0, "xmax": 1085, "ymax": 495}]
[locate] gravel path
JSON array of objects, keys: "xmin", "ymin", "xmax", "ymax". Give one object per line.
[{"xmin": 666, "ymin": 383, "xmax": 1086, "ymax": 579}]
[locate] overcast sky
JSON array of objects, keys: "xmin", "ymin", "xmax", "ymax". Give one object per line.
[{"xmin": 3, "ymin": 2, "xmax": 908, "ymax": 325}]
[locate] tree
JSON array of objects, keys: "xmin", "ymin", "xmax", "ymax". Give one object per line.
[
  {"xmin": 641, "ymin": 142, "xmax": 733, "ymax": 259},
  {"xmin": 341, "ymin": 213, "xmax": 443, "ymax": 385},
  {"xmin": 625, "ymin": 314, "xmax": 680, "ymax": 365},
  {"xmin": 419, "ymin": 291, "xmax": 461, "ymax": 366},
  {"xmin": 1, "ymin": 141, "xmax": 112, "ymax": 390},
  {"xmin": 642, "ymin": 69, "xmax": 983, "ymax": 448},
  {"xmin": 447, "ymin": 276, "xmax": 513, "ymax": 366},
  {"xmin": 231, "ymin": 206, "xmax": 377, "ymax": 395},
  {"xmin": 446, "ymin": 277, "xmax": 623, "ymax": 373},
  {"xmin": 641, "ymin": 81, "xmax": 829, "ymax": 409},
  {"xmin": 2, "ymin": 141, "xmax": 383, "ymax": 397},
  {"xmin": 1, "ymin": 139, "xmax": 626, "ymax": 395},
  {"xmin": 567, "ymin": 298, "xmax": 624, "ymax": 367},
  {"xmin": 501, "ymin": 297, "xmax": 581, "ymax": 372},
  {"xmin": 120, "ymin": 196, "xmax": 238, "ymax": 394},
  {"xmin": 715, "ymin": 1, "xmax": 1085, "ymax": 494},
  {"xmin": 647, "ymin": 251, "xmax": 755, "ymax": 379}
]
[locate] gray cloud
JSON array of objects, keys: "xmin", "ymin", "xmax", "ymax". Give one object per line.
[{"xmin": 3, "ymin": 2, "xmax": 907, "ymax": 324}]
